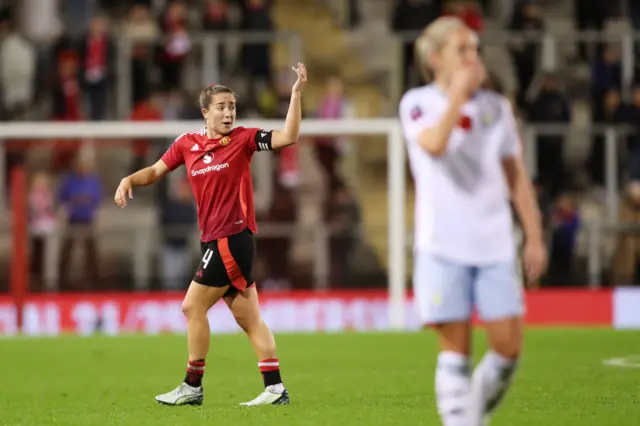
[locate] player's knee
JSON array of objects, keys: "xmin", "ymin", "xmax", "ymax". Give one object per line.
[
  {"xmin": 491, "ymin": 339, "xmax": 521, "ymax": 359},
  {"xmin": 233, "ymin": 312, "xmax": 261, "ymax": 333},
  {"xmin": 182, "ymin": 300, "xmax": 206, "ymax": 319},
  {"xmin": 487, "ymin": 324, "xmax": 523, "ymax": 358}
]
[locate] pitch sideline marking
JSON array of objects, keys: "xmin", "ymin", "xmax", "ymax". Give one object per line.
[{"xmin": 602, "ymin": 355, "xmax": 640, "ymax": 369}]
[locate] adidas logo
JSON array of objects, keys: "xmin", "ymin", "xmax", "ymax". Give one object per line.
[{"xmin": 191, "ymin": 144, "xmax": 200, "ymax": 152}]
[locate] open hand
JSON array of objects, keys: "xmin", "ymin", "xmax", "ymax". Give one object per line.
[
  {"xmin": 523, "ymin": 239, "xmax": 548, "ymax": 283},
  {"xmin": 291, "ymin": 62, "xmax": 307, "ymax": 94}
]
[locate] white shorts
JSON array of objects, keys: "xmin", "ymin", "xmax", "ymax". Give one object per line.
[{"xmin": 413, "ymin": 251, "xmax": 525, "ymax": 325}]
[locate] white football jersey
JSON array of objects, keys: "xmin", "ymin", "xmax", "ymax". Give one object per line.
[{"xmin": 399, "ymin": 84, "xmax": 521, "ymax": 265}]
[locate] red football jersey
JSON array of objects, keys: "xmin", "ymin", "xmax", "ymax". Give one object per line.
[{"xmin": 161, "ymin": 126, "xmax": 270, "ymax": 242}]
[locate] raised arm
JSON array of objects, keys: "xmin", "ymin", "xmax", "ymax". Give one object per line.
[
  {"xmin": 401, "ymin": 64, "xmax": 484, "ymax": 157},
  {"xmin": 415, "ymin": 93, "xmax": 466, "ymax": 156},
  {"xmin": 271, "ymin": 63, "xmax": 307, "ymax": 150}
]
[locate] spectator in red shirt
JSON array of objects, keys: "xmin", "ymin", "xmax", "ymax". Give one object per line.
[
  {"xmin": 51, "ymin": 52, "xmax": 83, "ymax": 172},
  {"xmin": 129, "ymin": 91, "xmax": 163, "ymax": 173},
  {"xmin": 158, "ymin": 1, "xmax": 191, "ymax": 89}
]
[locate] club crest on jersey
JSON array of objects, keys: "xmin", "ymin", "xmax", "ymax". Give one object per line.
[
  {"xmin": 220, "ymin": 136, "xmax": 230, "ymax": 146},
  {"xmin": 203, "ymin": 153, "xmax": 213, "ymax": 164},
  {"xmin": 411, "ymin": 105, "xmax": 423, "ymax": 121}
]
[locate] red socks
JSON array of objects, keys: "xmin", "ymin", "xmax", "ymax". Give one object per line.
[
  {"xmin": 185, "ymin": 359, "xmax": 205, "ymax": 387},
  {"xmin": 259, "ymin": 358, "xmax": 283, "ymax": 387}
]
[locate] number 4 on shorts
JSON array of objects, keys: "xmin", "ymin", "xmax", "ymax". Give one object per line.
[{"xmin": 202, "ymin": 249, "xmax": 213, "ymax": 269}]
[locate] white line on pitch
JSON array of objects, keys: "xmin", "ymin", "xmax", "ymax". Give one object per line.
[{"xmin": 602, "ymin": 355, "xmax": 640, "ymax": 368}]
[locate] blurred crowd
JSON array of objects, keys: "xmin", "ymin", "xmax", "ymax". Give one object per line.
[
  {"xmin": 392, "ymin": 0, "xmax": 640, "ymax": 286},
  {"xmin": 4, "ymin": 0, "xmax": 640, "ymax": 291},
  {"xmin": 0, "ymin": 0, "xmax": 371, "ymax": 292}
]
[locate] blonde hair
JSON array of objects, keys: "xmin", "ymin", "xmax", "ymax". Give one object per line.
[{"xmin": 414, "ymin": 17, "xmax": 470, "ymax": 83}]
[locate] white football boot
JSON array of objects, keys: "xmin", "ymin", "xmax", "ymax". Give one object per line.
[
  {"xmin": 239, "ymin": 385, "xmax": 290, "ymax": 406},
  {"xmin": 155, "ymin": 382, "xmax": 203, "ymax": 406}
]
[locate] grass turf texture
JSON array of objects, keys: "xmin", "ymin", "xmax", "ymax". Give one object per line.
[{"xmin": 1, "ymin": 329, "xmax": 639, "ymax": 425}]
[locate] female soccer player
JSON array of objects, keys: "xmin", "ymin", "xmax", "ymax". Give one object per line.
[
  {"xmin": 114, "ymin": 63, "xmax": 308, "ymax": 407},
  {"xmin": 399, "ymin": 18, "xmax": 547, "ymax": 426}
]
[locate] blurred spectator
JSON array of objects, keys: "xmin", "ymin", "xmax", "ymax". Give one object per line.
[
  {"xmin": 122, "ymin": 3, "xmax": 161, "ymax": 104},
  {"xmin": 51, "ymin": 52, "xmax": 83, "ymax": 172},
  {"xmin": 58, "ymin": 152, "xmax": 103, "ymax": 288},
  {"xmin": 202, "ymin": 0, "xmax": 231, "ymax": 69},
  {"xmin": 203, "ymin": 0, "xmax": 231, "ymax": 31},
  {"xmin": 614, "ymin": 181, "xmax": 640, "ymax": 285},
  {"xmin": 65, "ymin": 0, "xmax": 97, "ymax": 36},
  {"xmin": 158, "ymin": 1, "xmax": 191, "ymax": 89},
  {"xmin": 157, "ymin": 173, "xmax": 196, "ymax": 290},
  {"xmin": 588, "ymin": 89, "xmax": 625, "ymax": 188},
  {"xmin": 392, "ymin": 0, "xmax": 442, "ymax": 88},
  {"xmin": 347, "ymin": 0, "xmax": 361, "ymax": 29},
  {"xmin": 0, "ymin": 6, "xmax": 36, "ymax": 120},
  {"xmin": 28, "ymin": 171, "xmax": 59, "ymax": 291},
  {"xmin": 18, "ymin": 0, "xmax": 62, "ymax": 43},
  {"xmin": 129, "ymin": 90, "xmax": 163, "ymax": 173},
  {"xmin": 52, "ymin": 52, "xmax": 82, "ymax": 121},
  {"xmin": 547, "ymin": 194, "xmax": 580, "ymax": 285},
  {"xmin": 239, "ymin": 0, "xmax": 273, "ymax": 85},
  {"xmin": 527, "ymin": 74, "xmax": 571, "ymax": 198},
  {"xmin": 507, "ymin": 1, "xmax": 544, "ymax": 109},
  {"xmin": 443, "ymin": 0, "xmax": 483, "ymax": 32},
  {"xmin": 625, "ymin": 84, "xmax": 640, "ymax": 181},
  {"xmin": 51, "ymin": 30, "xmax": 77, "ymax": 77},
  {"xmin": 315, "ymin": 75, "xmax": 353, "ymax": 193},
  {"xmin": 79, "ymin": 14, "xmax": 114, "ymax": 120},
  {"xmin": 590, "ymin": 45, "xmax": 622, "ymax": 120},
  {"xmin": 573, "ymin": 0, "xmax": 611, "ymax": 61},
  {"xmin": 327, "ymin": 184, "xmax": 361, "ymax": 286},
  {"xmin": 260, "ymin": 176, "xmax": 296, "ymax": 288}
]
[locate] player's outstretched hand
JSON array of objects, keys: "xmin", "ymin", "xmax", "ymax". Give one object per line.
[
  {"xmin": 114, "ymin": 177, "xmax": 133, "ymax": 208},
  {"xmin": 523, "ymin": 239, "xmax": 548, "ymax": 284},
  {"xmin": 291, "ymin": 62, "xmax": 307, "ymax": 94}
]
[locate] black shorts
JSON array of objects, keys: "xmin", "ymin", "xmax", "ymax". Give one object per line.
[{"xmin": 193, "ymin": 228, "xmax": 256, "ymax": 296}]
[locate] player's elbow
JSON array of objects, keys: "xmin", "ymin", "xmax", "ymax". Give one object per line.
[
  {"xmin": 285, "ymin": 134, "xmax": 299, "ymax": 146},
  {"xmin": 276, "ymin": 132, "xmax": 299, "ymax": 148},
  {"xmin": 418, "ymin": 138, "xmax": 447, "ymax": 157}
]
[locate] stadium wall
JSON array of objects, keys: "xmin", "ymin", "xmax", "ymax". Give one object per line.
[{"xmin": 0, "ymin": 288, "xmax": 634, "ymax": 336}]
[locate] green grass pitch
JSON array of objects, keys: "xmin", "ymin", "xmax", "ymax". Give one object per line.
[{"xmin": 1, "ymin": 329, "xmax": 639, "ymax": 425}]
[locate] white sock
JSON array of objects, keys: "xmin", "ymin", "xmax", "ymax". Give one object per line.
[
  {"xmin": 470, "ymin": 351, "xmax": 518, "ymax": 421},
  {"xmin": 267, "ymin": 383, "xmax": 285, "ymax": 394},
  {"xmin": 435, "ymin": 351, "xmax": 472, "ymax": 426}
]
